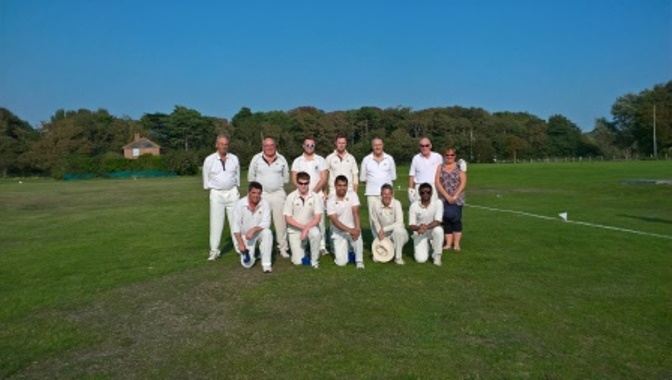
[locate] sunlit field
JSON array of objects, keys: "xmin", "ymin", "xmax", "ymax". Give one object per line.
[{"xmin": 1, "ymin": 161, "xmax": 670, "ymax": 378}]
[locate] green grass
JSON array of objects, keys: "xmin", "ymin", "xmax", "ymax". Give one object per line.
[{"xmin": 1, "ymin": 161, "xmax": 671, "ymax": 378}]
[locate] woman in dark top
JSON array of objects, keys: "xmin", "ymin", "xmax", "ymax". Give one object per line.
[{"xmin": 434, "ymin": 147, "xmax": 467, "ymax": 251}]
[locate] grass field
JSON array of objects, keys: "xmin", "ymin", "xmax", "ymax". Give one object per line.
[{"xmin": 1, "ymin": 161, "xmax": 671, "ymax": 378}]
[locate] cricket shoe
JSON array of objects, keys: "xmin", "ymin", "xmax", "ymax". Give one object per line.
[
  {"xmin": 208, "ymin": 250, "xmax": 220, "ymax": 261},
  {"xmin": 433, "ymin": 255, "xmax": 442, "ymax": 267}
]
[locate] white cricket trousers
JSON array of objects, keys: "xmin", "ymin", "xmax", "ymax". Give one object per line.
[
  {"xmin": 316, "ymin": 192, "xmax": 327, "ymax": 251},
  {"xmin": 331, "ymin": 229, "xmax": 363, "ymax": 266},
  {"xmin": 366, "ymin": 195, "xmax": 381, "ymax": 236},
  {"xmin": 412, "ymin": 226, "xmax": 444, "ymax": 263},
  {"xmin": 238, "ymin": 228, "xmax": 274, "ymax": 268},
  {"xmin": 209, "ymin": 188, "xmax": 239, "ymax": 253},
  {"xmin": 287, "ymin": 227, "xmax": 321, "ymax": 265},
  {"xmin": 263, "ymin": 189, "xmax": 288, "ymax": 253}
]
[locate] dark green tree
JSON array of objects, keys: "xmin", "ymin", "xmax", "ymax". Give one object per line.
[
  {"xmin": 586, "ymin": 117, "xmax": 620, "ymax": 157},
  {"xmin": 385, "ymin": 128, "xmax": 416, "ymax": 163},
  {"xmin": 353, "ymin": 106, "xmax": 382, "ymax": 143},
  {"xmin": 546, "ymin": 114, "xmax": 583, "ymax": 157},
  {"xmin": 23, "ymin": 108, "xmax": 134, "ymax": 177},
  {"xmin": 0, "ymin": 108, "xmax": 39, "ymax": 176},
  {"xmin": 319, "ymin": 111, "xmax": 352, "ymax": 148},
  {"xmin": 611, "ymin": 81, "xmax": 672, "ymax": 156},
  {"xmin": 140, "ymin": 112, "xmax": 171, "ymax": 147},
  {"xmin": 505, "ymin": 135, "xmax": 529, "ymax": 163},
  {"xmin": 230, "ymin": 107, "xmax": 295, "ymax": 164},
  {"xmin": 166, "ymin": 106, "xmax": 213, "ymax": 151}
]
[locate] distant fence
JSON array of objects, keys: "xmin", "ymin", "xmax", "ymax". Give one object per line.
[{"xmin": 491, "ymin": 154, "xmax": 671, "ymax": 164}]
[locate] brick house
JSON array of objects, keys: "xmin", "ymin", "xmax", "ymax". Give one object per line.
[{"xmin": 123, "ymin": 133, "xmax": 161, "ymax": 159}]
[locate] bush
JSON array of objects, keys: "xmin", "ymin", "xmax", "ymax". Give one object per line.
[
  {"xmin": 61, "ymin": 152, "xmax": 172, "ymax": 179},
  {"xmin": 65, "ymin": 154, "xmax": 97, "ymax": 174},
  {"xmin": 100, "ymin": 152, "xmax": 127, "ymax": 172},
  {"xmin": 134, "ymin": 154, "xmax": 166, "ymax": 171},
  {"xmin": 164, "ymin": 150, "xmax": 200, "ymax": 175}
]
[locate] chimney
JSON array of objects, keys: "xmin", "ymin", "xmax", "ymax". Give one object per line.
[{"xmin": 134, "ymin": 133, "xmax": 140, "ymax": 141}]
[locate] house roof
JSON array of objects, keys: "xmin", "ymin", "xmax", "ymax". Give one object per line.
[{"xmin": 123, "ymin": 137, "xmax": 160, "ymax": 150}]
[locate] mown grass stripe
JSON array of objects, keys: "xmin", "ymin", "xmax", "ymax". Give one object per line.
[{"xmin": 468, "ymin": 203, "xmax": 672, "ymax": 240}]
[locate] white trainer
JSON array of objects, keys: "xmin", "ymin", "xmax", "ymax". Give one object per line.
[
  {"xmin": 208, "ymin": 250, "xmax": 220, "ymax": 261},
  {"xmin": 356, "ymin": 262, "xmax": 365, "ymax": 269},
  {"xmin": 263, "ymin": 266, "xmax": 272, "ymax": 273},
  {"xmin": 433, "ymin": 255, "xmax": 442, "ymax": 267},
  {"xmin": 395, "ymin": 258, "xmax": 405, "ymax": 265}
]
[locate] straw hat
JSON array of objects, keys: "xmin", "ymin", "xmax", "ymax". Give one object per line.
[{"xmin": 372, "ymin": 237, "xmax": 394, "ymax": 262}]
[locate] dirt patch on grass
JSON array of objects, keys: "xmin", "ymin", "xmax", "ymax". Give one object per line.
[{"xmin": 11, "ymin": 262, "xmax": 263, "ymax": 379}]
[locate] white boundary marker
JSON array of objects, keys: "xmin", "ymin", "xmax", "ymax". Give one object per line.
[{"xmin": 467, "ymin": 204, "xmax": 672, "ymax": 240}]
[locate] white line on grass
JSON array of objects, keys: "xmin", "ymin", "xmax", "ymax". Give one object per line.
[{"xmin": 467, "ymin": 204, "xmax": 672, "ymax": 240}]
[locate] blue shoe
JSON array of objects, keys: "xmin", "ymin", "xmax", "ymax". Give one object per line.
[
  {"xmin": 348, "ymin": 250, "xmax": 356, "ymax": 264},
  {"xmin": 301, "ymin": 255, "xmax": 311, "ymax": 266}
]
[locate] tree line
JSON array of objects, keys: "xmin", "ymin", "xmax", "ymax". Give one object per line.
[{"xmin": 1, "ymin": 81, "xmax": 670, "ymax": 178}]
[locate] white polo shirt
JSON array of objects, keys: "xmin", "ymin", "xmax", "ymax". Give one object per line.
[
  {"xmin": 325, "ymin": 150, "xmax": 359, "ymax": 192},
  {"xmin": 203, "ymin": 152, "xmax": 240, "ymax": 190},
  {"xmin": 409, "ymin": 152, "xmax": 443, "ymax": 185},
  {"xmin": 283, "ymin": 190, "xmax": 323, "ymax": 226},
  {"xmin": 371, "ymin": 198, "xmax": 405, "ymax": 233},
  {"xmin": 326, "ymin": 191, "xmax": 360, "ymax": 230},
  {"xmin": 408, "ymin": 199, "xmax": 443, "ymax": 227},
  {"xmin": 360, "ymin": 153, "xmax": 396, "ymax": 196},
  {"xmin": 291, "ymin": 154, "xmax": 327, "ymax": 192},
  {"xmin": 248, "ymin": 152, "xmax": 289, "ymax": 192},
  {"xmin": 232, "ymin": 196, "xmax": 271, "ymax": 235}
]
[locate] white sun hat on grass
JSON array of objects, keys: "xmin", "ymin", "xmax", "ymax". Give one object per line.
[{"xmin": 372, "ymin": 237, "xmax": 394, "ymax": 263}]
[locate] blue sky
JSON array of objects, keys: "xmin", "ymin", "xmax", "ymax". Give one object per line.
[{"xmin": 1, "ymin": 0, "xmax": 670, "ymax": 131}]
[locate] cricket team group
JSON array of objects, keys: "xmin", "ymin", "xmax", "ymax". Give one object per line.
[{"xmin": 202, "ymin": 134, "xmax": 467, "ymax": 273}]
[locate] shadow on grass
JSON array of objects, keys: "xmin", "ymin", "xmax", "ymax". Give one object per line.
[{"xmin": 617, "ymin": 214, "xmax": 672, "ymax": 225}]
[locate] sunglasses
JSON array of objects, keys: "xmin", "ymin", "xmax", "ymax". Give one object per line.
[
  {"xmin": 445, "ymin": 154, "xmax": 455, "ymax": 157},
  {"xmin": 420, "ymin": 189, "xmax": 432, "ymax": 194},
  {"xmin": 297, "ymin": 181, "xmax": 309, "ymax": 186},
  {"xmin": 420, "ymin": 144, "xmax": 430, "ymax": 148},
  {"xmin": 304, "ymin": 144, "xmax": 315, "ymax": 148}
]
